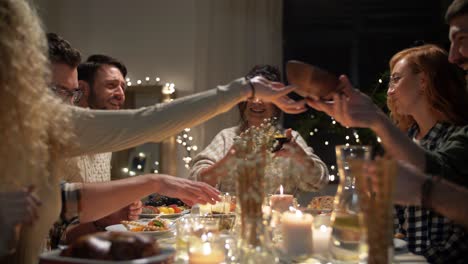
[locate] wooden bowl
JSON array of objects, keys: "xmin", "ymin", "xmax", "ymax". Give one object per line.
[{"xmin": 286, "ymin": 60, "xmax": 339, "ymax": 100}]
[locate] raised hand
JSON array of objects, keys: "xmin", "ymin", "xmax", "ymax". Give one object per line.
[
  {"xmin": 153, "ymin": 174, "xmax": 221, "ymax": 206},
  {"xmin": 306, "ymin": 75, "xmax": 384, "ymax": 129},
  {"xmin": 249, "ymin": 76, "xmax": 307, "ymax": 114}
]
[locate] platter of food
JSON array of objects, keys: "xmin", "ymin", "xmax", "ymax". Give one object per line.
[
  {"xmin": 139, "ymin": 205, "xmax": 190, "ymax": 219},
  {"xmin": 39, "ymin": 232, "xmax": 175, "ymax": 264}
]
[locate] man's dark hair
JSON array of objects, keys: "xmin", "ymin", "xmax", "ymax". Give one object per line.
[
  {"xmin": 77, "ymin": 54, "xmax": 127, "ymax": 86},
  {"xmin": 446, "ymin": 0, "xmax": 468, "ymax": 23},
  {"xmin": 46, "ymin": 33, "xmax": 81, "ymax": 67},
  {"xmin": 245, "ymin": 64, "xmax": 281, "ymax": 82},
  {"xmin": 238, "ymin": 64, "xmax": 282, "ymax": 129}
]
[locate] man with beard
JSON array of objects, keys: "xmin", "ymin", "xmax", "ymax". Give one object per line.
[
  {"xmin": 63, "ymin": 55, "xmax": 145, "ymax": 244},
  {"xmin": 47, "ymin": 35, "xmax": 142, "ymax": 245}
]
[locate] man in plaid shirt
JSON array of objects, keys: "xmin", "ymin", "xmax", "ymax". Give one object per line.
[{"xmin": 394, "ymin": 123, "xmax": 468, "ymax": 263}]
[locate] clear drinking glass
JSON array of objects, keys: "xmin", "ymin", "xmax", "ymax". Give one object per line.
[{"xmin": 328, "ymin": 145, "xmax": 370, "ymax": 263}]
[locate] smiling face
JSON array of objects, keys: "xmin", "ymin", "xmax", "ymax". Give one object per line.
[
  {"xmin": 243, "ymin": 98, "xmax": 278, "ymax": 127},
  {"xmin": 387, "ymin": 58, "xmax": 427, "ymax": 116},
  {"xmin": 449, "ymin": 14, "xmax": 468, "ymax": 71},
  {"xmin": 88, "ymin": 64, "xmax": 126, "ymax": 110}
]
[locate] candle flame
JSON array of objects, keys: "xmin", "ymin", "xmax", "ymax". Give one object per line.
[
  {"xmin": 202, "ymin": 242, "xmax": 212, "ymax": 255},
  {"xmin": 319, "ymin": 225, "xmax": 328, "ymax": 232},
  {"xmin": 280, "ymin": 185, "xmax": 284, "ymax": 195},
  {"xmin": 294, "ymin": 208, "xmax": 303, "ymax": 217}
]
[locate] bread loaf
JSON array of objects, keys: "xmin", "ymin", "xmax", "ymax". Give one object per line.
[{"xmin": 60, "ymin": 232, "xmax": 160, "ymax": 260}]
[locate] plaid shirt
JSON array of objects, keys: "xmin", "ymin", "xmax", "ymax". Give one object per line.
[
  {"xmin": 189, "ymin": 126, "xmax": 329, "ymax": 194},
  {"xmin": 394, "ymin": 122, "xmax": 468, "ymax": 263}
]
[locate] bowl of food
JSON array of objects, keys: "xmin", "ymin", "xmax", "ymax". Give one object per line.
[{"xmin": 286, "ymin": 60, "xmax": 340, "ymax": 101}]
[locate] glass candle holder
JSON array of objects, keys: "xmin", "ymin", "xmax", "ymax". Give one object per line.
[{"xmin": 188, "ymin": 233, "xmax": 226, "ymax": 264}]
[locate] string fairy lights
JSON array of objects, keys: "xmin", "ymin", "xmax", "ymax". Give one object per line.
[{"xmin": 177, "ymin": 128, "xmax": 198, "ymax": 169}]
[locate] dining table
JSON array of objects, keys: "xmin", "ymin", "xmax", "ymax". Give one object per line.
[{"xmin": 154, "ymin": 219, "xmax": 428, "ymax": 264}]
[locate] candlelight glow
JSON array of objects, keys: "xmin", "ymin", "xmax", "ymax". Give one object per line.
[
  {"xmin": 295, "ymin": 209, "xmax": 303, "ymax": 217},
  {"xmin": 202, "ymin": 243, "xmax": 212, "ymax": 255}
]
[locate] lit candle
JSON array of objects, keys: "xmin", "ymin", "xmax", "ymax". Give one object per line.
[
  {"xmin": 312, "ymin": 224, "xmax": 332, "ymax": 255},
  {"xmin": 189, "ymin": 242, "xmax": 225, "ymax": 264},
  {"xmin": 269, "ymin": 185, "xmax": 294, "ymax": 212},
  {"xmin": 281, "ymin": 210, "xmax": 314, "ymax": 256}
]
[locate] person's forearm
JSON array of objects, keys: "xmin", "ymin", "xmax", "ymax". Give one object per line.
[
  {"xmin": 69, "ymin": 80, "xmax": 248, "ymax": 156},
  {"xmin": 372, "ymin": 113, "xmax": 426, "ymax": 170},
  {"xmin": 79, "ymin": 175, "xmax": 158, "ymax": 223},
  {"xmin": 431, "ymin": 179, "xmax": 468, "ymax": 230}
]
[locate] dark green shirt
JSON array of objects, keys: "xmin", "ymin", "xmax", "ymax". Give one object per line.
[{"xmin": 425, "ymin": 125, "xmax": 468, "ymax": 187}]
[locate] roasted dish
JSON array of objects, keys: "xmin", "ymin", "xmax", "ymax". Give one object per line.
[{"xmin": 60, "ymin": 232, "xmax": 160, "ymax": 260}]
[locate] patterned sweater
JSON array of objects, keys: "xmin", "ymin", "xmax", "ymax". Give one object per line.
[{"xmin": 189, "ymin": 126, "xmax": 329, "ymax": 194}]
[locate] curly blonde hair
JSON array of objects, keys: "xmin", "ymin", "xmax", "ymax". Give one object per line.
[
  {"xmin": 0, "ymin": 0, "xmax": 76, "ymax": 190},
  {"xmin": 387, "ymin": 44, "xmax": 468, "ymax": 131}
]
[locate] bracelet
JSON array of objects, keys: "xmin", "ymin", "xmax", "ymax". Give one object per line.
[{"xmin": 248, "ymin": 79, "xmax": 255, "ymax": 99}]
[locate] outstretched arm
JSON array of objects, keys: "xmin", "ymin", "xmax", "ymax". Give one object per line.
[
  {"xmin": 368, "ymin": 161, "xmax": 468, "ymax": 230},
  {"xmin": 69, "ymin": 77, "xmax": 306, "ymax": 156},
  {"xmin": 69, "ymin": 174, "xmax": 220, "ymax": 223}
]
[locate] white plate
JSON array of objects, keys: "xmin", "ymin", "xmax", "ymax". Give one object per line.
[
  {"xmin": 105, "ymin": 224, "xmax": 173, "ymax": 236},
  {"xmin": 40, "ymin": 247, "xmax": 175, "ymax": 264},
  {"xmin": 139, "ymin": 209, "xmax": 190, "ymax": 219},
  {"xmin": 394, "ymin": 238, "xmax": 408, "ymax": 249}
]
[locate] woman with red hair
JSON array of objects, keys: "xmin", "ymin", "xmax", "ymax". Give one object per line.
[{"xmin": 308, "ymin": 44, "xmax": 468, "ymax": 263}]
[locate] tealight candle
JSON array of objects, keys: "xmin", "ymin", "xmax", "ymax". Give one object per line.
[
  {"xmin": 281, "ymin": 210, "xmax": 314, "ymax": 256},
  {"xmin": 189, "ymin": 242, "xmax": 225, "ymax": 264},
  {"xmin": 312, "ymin": 224, "xmax": 332, "ymax": 255},
  {"xmin": 270, "ymin": 185, "xmax": 294, "ymax": 212}
]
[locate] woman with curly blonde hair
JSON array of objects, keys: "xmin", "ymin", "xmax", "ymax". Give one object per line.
[
  {"xmin": 0, "ymin": 0, "xmax": 77, "ymax": 262},
  {"xmin": 0, "ymin": 0, "xmax": 306, "ymax": 262}
]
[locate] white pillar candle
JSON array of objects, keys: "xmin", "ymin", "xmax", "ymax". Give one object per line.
[
  {"xmin": 313, "ymin": 224, "xmax": 332, "ymax": 255},
  {"xmin": 270, "ymin": 185, "xmax": 294, "ymax": 212},
  {"xmin": 281, "ymin": 210, "xmax": 314, "ymax": 256}
]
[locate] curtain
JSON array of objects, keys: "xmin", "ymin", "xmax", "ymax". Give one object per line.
[{"xmin": 191, "ymin": 0, "xmax": 283, "ymax": 151}]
